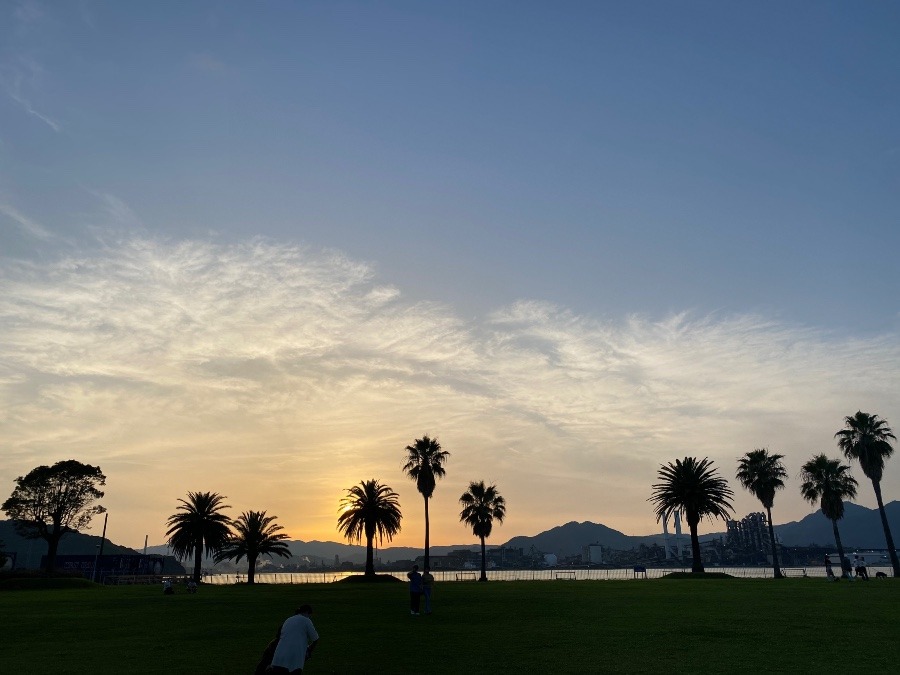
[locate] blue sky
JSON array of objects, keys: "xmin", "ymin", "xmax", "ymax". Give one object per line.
[{"xmin": 1, "ymin": 1, "xmax": 899, "ymax": 550}]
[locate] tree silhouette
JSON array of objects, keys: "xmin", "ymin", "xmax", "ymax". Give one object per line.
[
  {"xmin": 800, "ymin": 454, "xmax": 857, "ymax": 576},
  {"xmin": 458, "ymin": 481, "xmax": 506, "ymax": 582},
  {"xmin": 736, "ymin": 448, "xmax": 788, "ymax": 579},
  {"xmin": 166, "ymin": 491, "xmax": 232, "ymax": 583},
  {"xmin": 214, "ymin": 510, "xmax": 291, "ymax": 584},
  {"xmin": 835, "ymin": 411, "xmax": 899, "ymax": 577},
  {"xmin": 337, "ymin": 479, "xmax": 402, "ymax": 577},
  {"xmin": 649, "ymin": 457, "xmax": 734, "ymax": 573},
  {"xmin": 2, "ymin": 460, "xmax": 106, "ymax": 572},
  {"xmin": 402, "ymin": 435, "xmax": 449, "ymax": 570}
]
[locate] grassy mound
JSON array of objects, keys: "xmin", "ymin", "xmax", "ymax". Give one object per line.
[
  {"xmin": 660, "ymin": 571, "xmax": 734, "ymax": 579},
  {"xmin": 336, "ymin": 573, "xmax": 403, "ymax": 584}
]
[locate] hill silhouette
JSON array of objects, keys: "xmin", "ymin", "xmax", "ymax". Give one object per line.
[
  {"xmin": 4, "ymin": 500, "xmax": 898, "ymax": 569},
  {"xmin": 773, "ymin": 501, "xmax": 900, "ymax": 548}
]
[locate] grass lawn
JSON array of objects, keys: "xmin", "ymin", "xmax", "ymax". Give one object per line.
[{"xmin": 2, "ymin": 577, "xmax": 899, "ymax": 674}]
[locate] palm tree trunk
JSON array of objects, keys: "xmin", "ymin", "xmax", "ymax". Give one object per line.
[
  {"xmin": 689, "ymin": 522, "xmax": 704, "ymax": 573},
  {"xmin": 871, "ymin": 479, "xmax": 900, "ymax": 577},
  {"xmin": 248, "ymin": 553, "xmax": 257, "ymax": 584},
  {"xmin": 193, "ymin": 546, "xmax": 203, "ymax": 584},
  {"xmin": 765, "ymin": 506, "xmax": 783, "ymax": 579},
  {"xmin": 831, "ymin": 519, "xmax": 847, "ymax": 578},
  {"xmin": 479, "ymin": 535, "xmax": 487, "ymax": 582},
  {"xmin": 365, "ymin": 534, "xmax": 375, "ymax": 577},
  {"xmin": 423, "ymin": 495, "xmax": 430, "ymax": 571}
]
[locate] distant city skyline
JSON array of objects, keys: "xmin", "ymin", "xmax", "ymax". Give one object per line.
[{"xmin": 1, "ymin": 2, "xmax": 898, "ymax": 550}]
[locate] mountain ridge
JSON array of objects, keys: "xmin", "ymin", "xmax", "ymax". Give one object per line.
[{"xmin": 2, "ymin": 500, "xmax": 897, "ymax": 568}]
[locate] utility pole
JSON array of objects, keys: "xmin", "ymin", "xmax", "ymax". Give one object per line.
[{"xmin": 92, "ymin": 512, "xmax": 108, "ymax": 582}]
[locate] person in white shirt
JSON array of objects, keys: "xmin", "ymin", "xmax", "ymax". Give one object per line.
[{"xmin": 268, "ymin": 605, "xmax": 319, "ymax": 674}]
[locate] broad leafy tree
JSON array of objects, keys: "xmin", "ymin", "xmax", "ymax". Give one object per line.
[
  {"xmin": 736, "ymin": 448, "xmax": 788, "ymax": 579},
  {"xmin": 459, "ymin": 481, "xmax": 506, "ymax": 582},
  {"xmin": 337, "ymin": 479, "xmax": 403, "ymax": 577},
  {"xmin": 166, "ymin": 491, "xmax": 232, "ymax": 583},
  {"xmin": 402, "ymin": 435, "xmax": 449, "ymax": 570},
  {"xmin": 214, "ymin": 510, "xmax": 291, "ymax": 584},
  {"xmin": 649, "ymin": 457, "xmax": 734, "ymax": 573},
  {"xmin": 835, "ymin": 411, "xmax": 899, "ymax": 577},
  {"xmin": 2, "ymin": 460, "xmax": 106, "ymax": 572},
  {"xmin": 800, "ymin": 454, "xmax": 857, "ymax": 575}
]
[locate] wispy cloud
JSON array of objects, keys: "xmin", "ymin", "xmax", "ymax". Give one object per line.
[
  {"xmin": 0, "ymin": 200, "xmax": 53, "ymax": 239},
  {"xmin": 0, "ymin": 234, "xmax": 898, "ymax": 547},
  {"xmin": 0, "ymin": 55, "xmax": 61, "ymax": 132}
]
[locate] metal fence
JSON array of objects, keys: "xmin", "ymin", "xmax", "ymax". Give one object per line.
[{"xmin": 198, "ymin": 566, "xmax": 893, "ymax": 584}]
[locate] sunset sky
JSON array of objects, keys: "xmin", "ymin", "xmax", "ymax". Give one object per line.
[{"xmin": 2, "ymin": 1, "xmax": 899, "ymax": 552}]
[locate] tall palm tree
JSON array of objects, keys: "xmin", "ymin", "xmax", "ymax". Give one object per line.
[
  {"xmin": 214, "ymin": 510, "xmax": 291, "ymax": 584},
  {"xmin": 458, "ymin": 481, "xmax": 506, "ymax": 582},
  {"xmin": 166, "ymin": 491, "xmax": 232, "ymax": 583},
  {"xmin": 800, "ymin": 454, "xmax": 858, "ymax": 576},
  {"xmin": 835, "ymin": 411, "xmax": 899, "ymax": 577},
  {"xmin": 337, "ymin": 479, "xmax": 402, "ymax": 577},
  {"xmin": 736, "ymin": 448, "xmax": 788, "ymax": 579},
  {"xmin": 402, "ymin": 435, "xmax": 450, "ymax": 571},
  {"xmin": 649, "ymin": 457, "xmax": 734, "ymax": 573}
]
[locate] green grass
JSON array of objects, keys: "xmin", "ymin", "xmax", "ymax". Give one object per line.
[{"xmin": 2, "ymin": 578, "xmax": 899, "ymax": 674}]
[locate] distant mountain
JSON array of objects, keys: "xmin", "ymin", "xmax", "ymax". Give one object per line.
[
  {"xmin": 6, "ymin": 501, "xmax": 898, "ymax": 571},
  {"xmin": 772, "ymin": 501, "xmax": 900, "ymax": 548},
  {"xmin": 502, "ymin": 521, "xmax": 641, "ymax": 558}
]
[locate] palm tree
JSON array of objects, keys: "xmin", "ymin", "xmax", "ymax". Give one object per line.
[
  {"xmin": 800, "ymin": 454, "xmax": 858, "ymax": 576},
  {"xmin": 214, "ymin": 510, "xmax": 291, "ymax": 584},
  {"xmin": 835, "ymin": 411, "xmax": 899, "ymax": 577},
  {"xmin": 458, "ymin": 481, "xmax": 506, "ymax": 582},
  {"xmin": 337, "ymin": 479, "xmax": 402, "ymax": 577},
  {"xmin": 166, "ymin": 491, "xmax": 232, "ymax": 583},
  {"xmin": 402, "ymin": 435, "xmax": 450, "ymax": 571},
  {"xmin": 736, "ymin": 448, "xmax": 788, "ymax": 579},
  {"xmin": 649, "ymin": 457, "xmax": 734, "ymax": 573}
]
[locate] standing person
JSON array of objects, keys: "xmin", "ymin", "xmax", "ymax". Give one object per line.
[
  {"xmin": 824, "ymin": 555, "xmax": 836, "ymax": 580},
  {"xmin": 407, "ymin": 564, "xmax": 423, "ymax": 616},
  {"xmin": 422, "ymin": 567, "xmax": 435, "ymax": 615},
  {"xmin": 268, "ymin": 605, "xmax": 319, "ymax": 675}
]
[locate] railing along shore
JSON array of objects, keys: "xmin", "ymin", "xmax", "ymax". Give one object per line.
[{"xmin": 195, "ymin": 566, "xmax": 893, "ymax": 584}]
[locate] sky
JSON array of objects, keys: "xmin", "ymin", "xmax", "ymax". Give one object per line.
[{"xmin": 1, "ymin": 1, "xmax": 899, "ymax": 552}]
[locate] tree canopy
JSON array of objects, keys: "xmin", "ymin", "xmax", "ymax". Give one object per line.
[
  {"xmin": 402, "ymin": 435, "xmax": 449, "ymax": 570},
  {"xmin": 166, "ymin": 491, "xmax": 232, "ymax": 583},
  {"xmin": 1, "ymin": 460, "xmax": 106, "ymax": 571},
  {"xmin": 337, "ymin": 479, "xmax": 402, "ymax": 577},
  {"xmin": 835, "ymin": 411, "xmax": 899, "ymax": 576},
  {"xmin": 214, "ymin": 510, "xmax": 291, "ymax": 584},
  {"xmin": 649, "ymin": 457, "xmax": 734, "ymax": 573},
  {"xmin": 736, "ymin": 448, "xmax": 787, "ymax": 579},
  {"xmin": 459, "ymin": 480, "xmax": 506, "ymax": 582}
]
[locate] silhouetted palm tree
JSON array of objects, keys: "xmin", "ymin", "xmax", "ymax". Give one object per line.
[
  {"xmin": 337, "ymin": 479, "xmax": 402, "ymax": 577},
  {"xmin": 166, "ymin": 491, "xmax": 232, "ymax": 583},
  {"xmin": 214, "ymin": 510, "xmax": 291, "ymax": 584},
  {"xmin": 458, "ymin": 481, "xmax": 506, "ymax": 582},
  {"xmin": 835, "ymin": 411, "xmax": 899, "ymax": 577},
  {"xmin": 736, "ymin": 448, "xmax": 788, "ymax": 579},
  {"xmin": 402, "ymin": 435, "xmax": 449, "ymax": 570},
  {"xmin": 800, "ymin": 454, "xmax": 858, "ymax": 575},
  {"xmin": 649, "ymin": 457, "xmax": 734, "ymax": 573}
]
